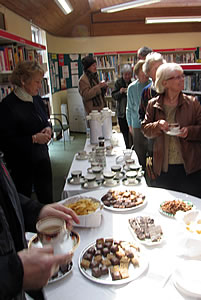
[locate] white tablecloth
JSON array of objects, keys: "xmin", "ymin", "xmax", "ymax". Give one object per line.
[
  {"xmin": 62, "ymin": 135, "xmax": 146, "ymax": 198},
  {"xmin": 45, "ymin": 187, "xmax": 201, "ymax": 300}
]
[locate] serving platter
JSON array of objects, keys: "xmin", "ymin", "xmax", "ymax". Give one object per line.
[
  {"xmin": 78, "ymin": 239, "xmax": 148, "ymax": 285},
  {"xmin": 101, "ymin": 190, "xmax": 147, "ymax": 212},
  {"xmin": 159, "ymin": 199, "xmax": 194, "ymax": 218},
  {"xmin": 128, "ymin": 216, "xmax": 164, "ymax": 246}
]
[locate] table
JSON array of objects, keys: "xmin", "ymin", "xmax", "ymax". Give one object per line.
[
  {"xmin": 62, "ymin": 135, "xmax": 146, "ymax": 198},
  {"xmin": 44, "ymin": 186, "xmax": 201, "ymax": 300}
]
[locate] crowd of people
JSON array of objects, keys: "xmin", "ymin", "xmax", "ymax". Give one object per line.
[
  {"xmin": 0, "ymin": 46, "xmax": 201, "ymax": 299},
  {"xmin": 78, "ymin": 49, "xmax": 201, "ymax": 199}
]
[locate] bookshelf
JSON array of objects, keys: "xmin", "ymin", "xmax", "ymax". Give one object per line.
[{"xmin": 0, "ymin": 29, "xmax": 48, "ymax": 101}]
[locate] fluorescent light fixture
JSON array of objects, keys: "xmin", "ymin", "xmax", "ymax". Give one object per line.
[
  {"xmin": 101, "ymin": 0, "xmax": 161, "ymax": 13},
  {"xmin": 146, "ymin": 16, "xmax": 201, "ymax": 24},
  {"xmin": 54, "ymin": 0, "xmax": 73, "ymax": 15}
]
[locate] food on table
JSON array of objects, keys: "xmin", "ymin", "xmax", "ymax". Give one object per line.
[
  {"xmin": 160, "ymin": 199, "xmax": 193, "ymax": 216},
  {"xmin": 64, "ymin": 198, "xmax": 100, "ymax": 215},
  {"xmin": 186, "ymin": 219, "xmax": 201, "ymax": 234},
  {"xmin": 80, "ymin": 238, "xmax": 140, "ymax": 281},
  {"xmin": 129, "ymin": 216, "xmax": 163, "ymax": 242},
  {"xmin": 101, "ymin": 189, "xmax": 145, "ymax": 209}
]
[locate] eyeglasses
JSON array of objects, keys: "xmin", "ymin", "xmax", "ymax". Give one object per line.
[{"xmin": 166, "ymin": 74, "xmax": 185, "ymax": 81}]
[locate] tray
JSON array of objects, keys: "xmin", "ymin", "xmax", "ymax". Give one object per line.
[{"xmin": 159, "ymin": 199, "xmax": 194, "ymax": 218}]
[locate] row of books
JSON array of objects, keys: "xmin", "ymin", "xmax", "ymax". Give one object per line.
[
  {"xmin": 162, "ymin": 52, "xmax": 196, "ymax": 64},
  {"xmin": 97, "ymin": 70, "xmax": 117, "ymax": 82},
  {"xmin": 0, "ymin": 45, "xmax": 43, "ymax": 72},
  {"xmin": 184, "ymin": 73, "xmax": 201, "ymax": 91},
  {"xmin": 0, "ymin": 86, "xmax": 13, "ymax": 102},
  {"xmin": 96, "ymin": 55, "xmax": 118, "ymax": 69},
  {"xmin": 39, "ymin": 78, "xmax": 49, "ymax": 96}
]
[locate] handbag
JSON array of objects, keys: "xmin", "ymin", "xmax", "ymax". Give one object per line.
[{"xmin": 145, "ymin": 107, "xmax": 157, "ymax": 184}]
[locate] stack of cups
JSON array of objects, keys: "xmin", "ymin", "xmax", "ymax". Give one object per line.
[{"xmin": 95, "ymin": 146, "xmax": 106, "ymax": 168}]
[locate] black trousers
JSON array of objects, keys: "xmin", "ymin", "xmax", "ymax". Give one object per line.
[
  {"xmin": 12, "ymin": 145, "xmax": 53, "ymax": 204},
  {"xmin": 152, "ymin": 164, "xmax": 201, "ymax": 199},
  {"xmin": 118, "ymin": 116, "xmax": 130, "ymax": 149}
]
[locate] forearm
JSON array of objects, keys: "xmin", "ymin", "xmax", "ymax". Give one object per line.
[{"xmin": 19, "ymin": 193, "xmax": 44, "ymax": 232}]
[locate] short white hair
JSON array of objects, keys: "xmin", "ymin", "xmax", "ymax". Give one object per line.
[
  {"xmin": 155, "ymin": 63, "xmax": 183, "ymax": 94},
  {"xmin": 121, "ymin": 64, "xmax": 132, "ymax": 74},
  {"xmin": 143, "ymin": 52, "xmax": 166, "ymax": 76}
]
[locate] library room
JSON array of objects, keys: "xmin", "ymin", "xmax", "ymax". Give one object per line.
[{"xmin": 0, "ymin": 1, "xmax": 201, "ymax": 300}]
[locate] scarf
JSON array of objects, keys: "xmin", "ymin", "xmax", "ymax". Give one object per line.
[{"xmin": 85, "ymin": 70, "xmax": 105, "ymax": 107}]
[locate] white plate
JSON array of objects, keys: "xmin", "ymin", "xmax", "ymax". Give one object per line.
[
  {"xmin": 49, "ymin": 261, "xmax": 73, "ymax": 284},
  {"xmin": 67, "ymin": 177, "xmax": 85, "ymax": 185},
  {"xmin": 165, "ymin": 130, "xmax": 181, "ymax": 136},
  {"xmin": 28, "ymin": 232, "xmax": 79, "ymax": 283},
  {"xmin": 159, "ymin": 199, "xmax": 194, "ymax": 218},
  {"xmin": 172, "ymin": 260, "xmax": 201, "ymax": 297},
  {"xmin": 101, "ymin": 197, "xmax": 147, "ymax": 212},
  {"xmin": 78, "ymin": 239, "xmax": 148, "ymax": 285},
  {"xmin": 128, "ymin": 218, "xmax": 164, "ymax": 246}
]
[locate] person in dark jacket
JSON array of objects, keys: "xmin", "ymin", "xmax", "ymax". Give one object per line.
[
  {"xmin": 0, "ymin": 61, "xmax": 53, "ymax": 204},
  {"xmin": 0, "ymin": 152, "xmax": 79, "ymax": 300},
  {"xmin": 112, "ymin": 64, "xmax": 132, "ymax": 148}
]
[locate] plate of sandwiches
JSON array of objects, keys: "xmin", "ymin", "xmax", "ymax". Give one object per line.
[
  {"xmin": 79, "ymin": 237, "xmax": 148, "ymax": 285},
  {"xmin": 128, "ymin": 216, "xmax": 164, "ymax": 246},
  {"xmin": 100, "ymin": 189, "xmax": 146, "ymax": 212}
]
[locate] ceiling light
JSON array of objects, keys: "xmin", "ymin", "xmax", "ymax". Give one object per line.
[
  {"xmin": 101, "ymin": 0, "xmax": 161, "ymax": 13},
  {"xmin": 145, "ymin": 16, "xmax": 201, "ymax": 24},
  {"xmin": 54, "ymin": 0, "xmax": 73, "ymax": 15}
]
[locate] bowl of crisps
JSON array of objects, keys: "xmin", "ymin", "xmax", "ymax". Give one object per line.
[{"xmin": 62, "ymin": 196, "xmax": 103, "ymax": 228}]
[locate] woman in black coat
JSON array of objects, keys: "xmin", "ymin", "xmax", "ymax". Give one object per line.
[{"xmin": 0, "ymin": 61, "xmax": 53, "ymax": 204}]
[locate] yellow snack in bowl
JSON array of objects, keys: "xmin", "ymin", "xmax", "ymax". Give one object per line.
[{"xmin": 64, "ymin": 198, "xmax": 99, "ymax": 215}]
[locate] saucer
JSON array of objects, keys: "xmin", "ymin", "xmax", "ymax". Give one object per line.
[
  {"xmin": 81, "ymin": 181, "xmax": 102, "ymax": 190},
  {"xmin": 122, "ymin": 177, "xmax": 141, "ymax": 186},
  {"xmin": 76, "ymin": 155, "xmax": 88, "ymax": 160},
  {"xmin": 67, "ymin": 176, "xmax": 85, "ymax": 185},
  {"xmin": 28, "ymin": 231, "xmax": 80, "ymax": 254},
  {"xmin": 165, "ymin": 129, "xmax": 181, "ymax": 136},
  {"xmin": 103, "ymin": 179, "xmax": 120, "ymax": 187}
]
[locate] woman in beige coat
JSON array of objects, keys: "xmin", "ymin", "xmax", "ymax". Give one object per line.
[{"xmin": 79, "ymin": 55, "xmax": 107, "ymax": 115}]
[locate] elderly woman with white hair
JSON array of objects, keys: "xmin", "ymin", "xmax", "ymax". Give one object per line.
[
  {"xmin": 142, "ymin": 62, "xmax": 201, "ymax": 198},
  {"xmin": 112, "ymin": 64, "xmax": 132, "ymax": 148}
]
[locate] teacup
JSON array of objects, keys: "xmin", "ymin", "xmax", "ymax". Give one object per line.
[
  {"xmin": 125, "ymin": 171, "xmax": 138, "ymax": 184},
  {"xmin": 125, "ymin": 159, "xmax": 135, "ymax": 169},
  {"xmin": 78, "ymin": 150, "xmax": 87, "ymax": 159},
  {"xmin": 168, "ymin": 123, "xmax": 180, "ymax": 133},
  {"xmin": 71, "ymin": 170, "xmax": 82, "ymax": 183},
  {"xmin": 36, "ymin": 217, "xmax": 69, "ymax": 254},
  {"xmin": 85, "ymin": 174, "xmax": 97, "ymax": 188},
  {"xmin": 92, "ymin": 166, "xmax": 103, "ymax": 180},
  {"xmin": 103, "ymin": 171, "xmax": 115, "ymax": 185},
  {"xmin": 111, "ymin": 165, "xmax": 122, "ymax": 179}
]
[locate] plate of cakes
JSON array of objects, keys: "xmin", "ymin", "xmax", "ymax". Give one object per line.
[
  {"xmin": 79, "ymin": 237, "xmax": 148, "ymax": 285},
  {"xmin": 128, "ymin": 216, "xmax": 164, "ymax": 246},
  {"xmin": 159, "ymin": 199, "xmax": 194, "ymax": 218},
  {"xmin": 100, "ymin": 189, "xmax": 146, "ymax": 212}
]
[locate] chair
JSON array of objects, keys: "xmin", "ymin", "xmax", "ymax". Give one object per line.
[{"xmin": 50, "ymin": 113, "xmax": 71, "ymax": 149}]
